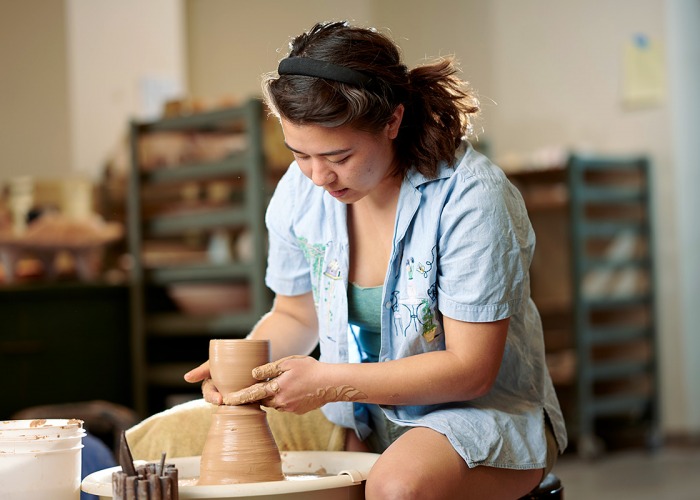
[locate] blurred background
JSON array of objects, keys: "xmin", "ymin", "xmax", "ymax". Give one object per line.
[{"xmin": 0, "ymin": 0, "xmax": 698, "ymax": 495}]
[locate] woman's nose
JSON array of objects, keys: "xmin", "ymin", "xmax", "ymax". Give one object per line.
[{"xmin": 310, "ymin": 159, "xmax": 336, "ymax": 187}]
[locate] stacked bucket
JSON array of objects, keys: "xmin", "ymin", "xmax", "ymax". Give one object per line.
[{"xmin": 0, "ymin": 418, "xmax": 85, "ymax": 499}]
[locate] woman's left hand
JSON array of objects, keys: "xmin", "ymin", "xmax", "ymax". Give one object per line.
[{"xmin": 222, "ymin": 355, "xmax": 367, "ymax": 414}]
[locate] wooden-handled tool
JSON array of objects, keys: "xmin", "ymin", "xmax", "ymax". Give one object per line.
[{"xmin": 112, "ymin": 431, "xmax": 179, "ymax": 499}]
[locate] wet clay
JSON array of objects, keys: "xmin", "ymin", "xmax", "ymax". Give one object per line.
[
  {"xmin": 224, "ymin": 381, "xmax": 367, "ymax": 414},
  {"xmin": 222, "ymin": 356, "xmax": 368, "ymax": 413},
  {"xmin": 198, "ymin": 339, "xmax": 284, "ymax": 485},
  {"xmin": 293, "ymin": 385, "xmax": 367, "ymax": 414}
]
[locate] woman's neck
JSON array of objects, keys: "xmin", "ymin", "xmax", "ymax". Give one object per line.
[{"xmin": 347, "ymin": 179, "xmax": 400, "ymax": 287}]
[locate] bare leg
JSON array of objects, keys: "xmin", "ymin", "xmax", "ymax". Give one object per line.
[
  {"xmin": 365, "ymin": 427, "xmax": 542, "ymax": 500},
  {"xmin": 344, "ymin": 428, "xmax": 370, "ymax": 452}
]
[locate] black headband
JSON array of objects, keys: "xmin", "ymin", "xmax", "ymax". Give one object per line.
[{"xmin": 278, "ymin": 57, "xmax": 373, "ymax": 87}]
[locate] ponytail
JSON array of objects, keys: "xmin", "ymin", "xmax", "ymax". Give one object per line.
[
  {"xmin": 399, "ymin": 58, "xmax": 479, "ymax": 178},
  {"xmin": 263, "ymin": 22, "xmax": 480, "ymax": 178}
]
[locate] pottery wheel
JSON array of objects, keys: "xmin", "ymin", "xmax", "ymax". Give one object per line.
[{"xmin": 82, "ymin": 451, "xmax": 380, "ymax": 499}]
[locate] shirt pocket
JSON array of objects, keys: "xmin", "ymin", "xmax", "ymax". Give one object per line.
[{"xmin": 390, "ymin": 290, "xmax": 444, "ymax": 353}]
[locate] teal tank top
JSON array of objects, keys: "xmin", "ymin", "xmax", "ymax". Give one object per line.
[{"xmin": 347, "ymin": 283, "xmax": 382, "ymax": 363}]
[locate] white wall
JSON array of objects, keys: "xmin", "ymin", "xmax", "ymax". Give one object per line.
[
  {"xmin": 66, "ymin": 0, "xmax": 187, "ymax": 179},
  {"xmin": 186, "ymin": 0, "xmax": 374, "ymax": 100},
  {"xmin": 0, "ymin": 0, "xmax": 71, "ymax": 179},
  {"xmin": 667, "ymin": 0, "xmax": 700, "ymax": 430}
]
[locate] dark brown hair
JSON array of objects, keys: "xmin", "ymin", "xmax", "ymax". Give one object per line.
[{"xmin": 262, "ymin": 21, "xmax": 480, "ymax": 178}]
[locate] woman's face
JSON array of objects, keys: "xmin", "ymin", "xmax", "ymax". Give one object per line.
[{"xmin": 280, "ymin": 106, "xmax": 404, "ymax": 204}]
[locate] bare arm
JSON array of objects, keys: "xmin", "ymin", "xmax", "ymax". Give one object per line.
[
  {"xmin": 330, "ymin": 316, "xmax": 509, "ymax": 405},
  {"xmin": 225, "ymin": 316, "xmax": 509, "ymax": 412},
  {"xmin": 183, "ymin": 292, "xmax": 318, "ymax": 402},
  {"xmin": 246, "ymin": 292, "xmax": 319, "ymax": 360}
]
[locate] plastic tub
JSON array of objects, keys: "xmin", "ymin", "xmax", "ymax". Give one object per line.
[
  {"xmin": 82, "ymin": 451, "xmax": 380, "ymax": 500},
  {"xmin": 0, "ymin": 434, "xmax": 85, "ymax": 453},
  {"xmin": 0, "ymin": 445, "xmax": 83, "ymax": 500},
  {"xmin": 0, "ymin": 419, "xmax": 84, "ymax": 499},
  {"xmin": 0, "ymin": 419, "xmax": 84, "ymax": 440}
]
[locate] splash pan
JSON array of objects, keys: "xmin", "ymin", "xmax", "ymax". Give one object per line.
[{"xmin": 82, "ymin": 451, "xmax": 380, "ymax": 499}]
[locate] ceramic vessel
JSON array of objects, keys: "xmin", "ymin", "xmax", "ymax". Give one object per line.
[{"xmin": 198, "ymin": 339, "xmax": 284, "ymax": 485}]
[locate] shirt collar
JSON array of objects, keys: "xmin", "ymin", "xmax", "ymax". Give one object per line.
[{"xmin": 404, "ymin": 140, "xmax": 470, "ymax": 188}]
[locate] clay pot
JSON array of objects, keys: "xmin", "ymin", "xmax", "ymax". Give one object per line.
[{"xmin": 198, "ymin": 339, "xmax": 284, "ymax": 485}]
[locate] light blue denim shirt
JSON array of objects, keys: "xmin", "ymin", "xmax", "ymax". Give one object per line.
[{"xmin": 265, "ymin": 141, "xmax": 567, "ymax": 469}]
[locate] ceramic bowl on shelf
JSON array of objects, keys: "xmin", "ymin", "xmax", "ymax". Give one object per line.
[{"xmin": 167, "ymin": 283, "xmax": 251, "ymax": 316}]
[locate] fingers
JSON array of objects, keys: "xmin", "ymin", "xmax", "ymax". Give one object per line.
[
  {"xmin": 252, "ymin": 355, "xmax": 307, "ymax": 380},
  {"xmin": 202, "ymin": 378, "xmax": 222, "ymax": 405},
  {"xmin": 223, "ymin": 379, "xmax": 281, "ymax": 406},
  {"xmin": 184, "ymin": 360, "xmax": 210, "ymax": 383},
  {"xmin": 252, "ymin": 362, "xmax": 285, "ymax": 380}
]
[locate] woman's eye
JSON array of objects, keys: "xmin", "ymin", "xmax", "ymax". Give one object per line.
[{"xmin": 329, "ymin": 156, "xmax": 349, "ymax": 165}]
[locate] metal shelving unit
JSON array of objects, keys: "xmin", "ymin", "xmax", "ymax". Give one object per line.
[
  {"xmin": 507, "ymin": 154, "xmax": 660, "ymax": 457},
  {"xmin": 127, "ymin": 99, "xmax": 273, "ymax": 415},
  {"xmin": 567, "ymin": 153, "xmax": 660, "ymax": 457}
]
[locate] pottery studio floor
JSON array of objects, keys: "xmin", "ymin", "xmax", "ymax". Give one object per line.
[{"xmin": 553, "ymin": 445, "xmax": 700, "ymax": 500}]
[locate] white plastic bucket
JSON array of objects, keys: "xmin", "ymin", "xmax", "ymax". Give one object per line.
[
  {"xmin": 0, "ymin": 419, "xmax": 84, "ymax": 500},
  {"xmin": 0, "ymin": 434, "xmax": 85, "ymax": 453},
  {"xmin": 0, "ymin": 419, "xmax": 84, "ymax": 440}
]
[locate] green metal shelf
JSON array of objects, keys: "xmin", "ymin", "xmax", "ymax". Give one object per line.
[
  {"xmin": 581, "ymin": 292, "xmax": 653, "ymax": 309},
  {"xmin": 146, "ymin": 206, "xmax": 248, "ymax": 236},
  {"xmin": 135, "ymin": 105, "xmax": 249, "ymax": 133},
  {"xmin": 128, "ymin": 98, "xmax": 272, "ymax": 416},
  {"xmin": 589, "ymin": 359, "xmax": 652, "ymax": 382},
  {"xmin": 567, "ymin": 153, "xmax": 659, "ymax": 456},
  {"xmin": 586, "ymin": 325, "xmax": 653, "ymax": 346},
  {"xmin": 141, "ymin": 155, "xmax": 249, "ymax": 184},
  {"xmin": 145, "ymin": 262, "xmax": 252, "ymax": 284},
  {"xmin": 579, "ymin": 186, "xmax": 645, "ymax": 203},
  {"xmin": 580, "ymin": 220, "xmax": 646, "ymax": 238},
  {"xmin": 589, "ymin": 394, "xmax": 650, "ymax": 418},
  {"xmin": 581, "ymin": 256, "xmax": 651, "ymax": 272},
  {"xmin": 146, "ymin": 312, "xmax": 258, "ymax": 336}
]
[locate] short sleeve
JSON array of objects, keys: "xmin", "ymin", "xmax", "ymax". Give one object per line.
[
  {"xmin": 437, "ymin": 165, "xmax": 534, "ymax": 322},
  {"xmin": 264, "ymin": 166, "xmax": 313, "ymax": 296}
]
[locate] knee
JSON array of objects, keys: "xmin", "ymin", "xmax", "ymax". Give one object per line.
[{"xmin": 365, "ymin": 468, "xmax": 423, "ymax": 500}]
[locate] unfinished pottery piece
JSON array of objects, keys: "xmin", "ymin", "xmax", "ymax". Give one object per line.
[{"xmin": 198, "ymin": 339, "xmax": 284, "ymax": 485}]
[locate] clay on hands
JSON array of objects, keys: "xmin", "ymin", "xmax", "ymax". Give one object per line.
[
  {"xmin": 201, "ymin": 378, "xmax": 222, "ymax": 405},
  {"xmin": 222, "ymin": 355, "xmax": 368, "ymax": 413}
]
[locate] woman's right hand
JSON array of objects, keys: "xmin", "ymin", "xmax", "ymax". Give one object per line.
[{"xmin": 184, "ymin": 360, "xmax": 222, "ymax": 405}]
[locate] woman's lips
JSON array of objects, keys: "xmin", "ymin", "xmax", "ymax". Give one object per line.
[{"xmin": 328, "ymin": 188, "xmax": 349, "ymax": 198}]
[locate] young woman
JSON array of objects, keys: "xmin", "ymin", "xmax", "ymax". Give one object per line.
[{"xmin": 185, "ymin": 21, "xmax": 567, "ymax": 499}]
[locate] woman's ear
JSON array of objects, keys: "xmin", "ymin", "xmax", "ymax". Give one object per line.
[{"xmin": 386, "ymin": 104, "xmax": 404, "ymax": 140}]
